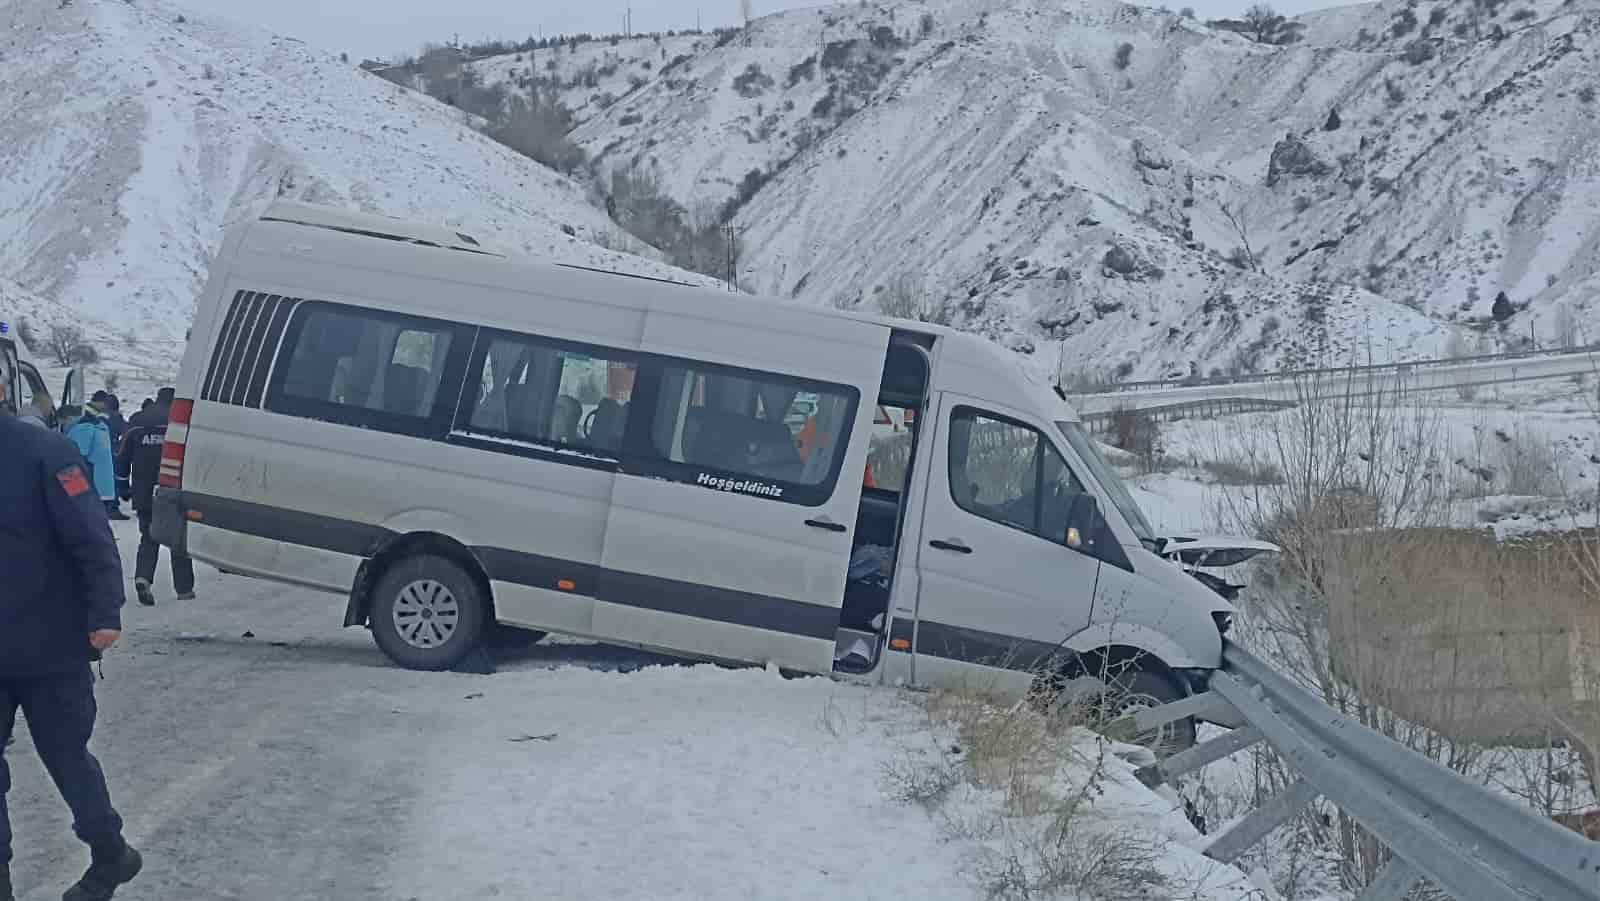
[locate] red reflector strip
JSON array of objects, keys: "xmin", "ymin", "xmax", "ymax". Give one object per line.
[{"xmin": 158, "ymin": 398, "xmax": 193, "ymax": 489}]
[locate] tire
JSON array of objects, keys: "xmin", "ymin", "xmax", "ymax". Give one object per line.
[
  {"xmin": 487, "ymin": 623, "xmax": 548, "ymax": 650},
  {"xmin": 370, "ymin": 555, "xmax": 489, "ymax": 671},
  {"xmin": 1102, "ymin": 668, "xmax": 1197, "ymax": 756}
]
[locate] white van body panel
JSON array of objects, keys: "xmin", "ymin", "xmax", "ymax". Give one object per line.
[
  {"xmin": 910, "ymin": 391, "xmax": 1102, "ymax": 660},
  {"xmin": 161, "ymin": 202, "xmax": 1239, "ymax": 689},
  {"xmin": 1088, "ymin": 549, "xmax": 1226, "ymax": 669}
]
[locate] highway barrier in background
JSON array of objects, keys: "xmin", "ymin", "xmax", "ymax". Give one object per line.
[{"xmin": 1072, "ymin": 346, "xmax": 1600, "ymax": 420}]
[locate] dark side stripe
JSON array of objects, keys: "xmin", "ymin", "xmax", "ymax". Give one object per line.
[
  {"xmin": 889, "ymin": 618, "xmax": 1073, "ymax": 672},
  {"xmin": 179, "ymin": 492, "xmax": 837, "ymax": 641}
]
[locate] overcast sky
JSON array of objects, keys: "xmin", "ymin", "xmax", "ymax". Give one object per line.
[{"xmin": 180, "ymin": 0, "xmax": 1340, "ymax": 61}]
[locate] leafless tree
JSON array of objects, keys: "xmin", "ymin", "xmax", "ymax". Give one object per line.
[
  {"xmin": 1243, "ymin": 4, "xmax": 1280, "ymax": 41},
  {"xmin": 46, "ymin": 324, "xmax": 99, "ymax": 367},
  {"xmin": 1218, "ymin": 198, "xmax": 1261, "ymax": 273}
]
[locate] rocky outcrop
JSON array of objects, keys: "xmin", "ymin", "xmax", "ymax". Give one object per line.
[
  {"xmin": 1266, "ymin": 133, "xmax": 1330, "ymax": 186},
  {"xmin": 1132, "ymin": 138, "xmax": 1171, "ymax": 170}
]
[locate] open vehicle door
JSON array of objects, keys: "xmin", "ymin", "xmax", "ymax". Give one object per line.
[
  {"xmin": 597, "ymin": 309, "xmax": 888, "ymax": 675},
  {"xmin": 55, "ymin": 367, "xmax": 85, "ymax": 429}
]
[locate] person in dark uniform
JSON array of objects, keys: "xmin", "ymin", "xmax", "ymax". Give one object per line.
[
  {"xmin": 0, "ymin": 384, "xmax": 143, "ymax": 901},
  {"xmin": 117, "ymin": 387, "xmax": 194, "ymax": 606}
]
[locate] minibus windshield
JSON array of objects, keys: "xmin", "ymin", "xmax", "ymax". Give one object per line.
[{"xmin": 1057, "ymin": 420, "xmax": 1159, "ymax": 550}]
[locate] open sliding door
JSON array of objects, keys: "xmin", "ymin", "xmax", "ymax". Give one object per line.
[{"xmin": 596, "ymin": 306, "xmax": 890, "ymax": 672}]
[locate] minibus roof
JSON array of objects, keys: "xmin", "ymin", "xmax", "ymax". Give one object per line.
[
  {"xmin": 242, "ymin": 203, "xmax": 1084, "ymax": 425},
  {"xmin": 259, "ymin": 201, "xmax": 502, "ymax": 257}
]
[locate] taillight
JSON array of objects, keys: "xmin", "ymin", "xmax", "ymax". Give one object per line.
[{"xmin": 158, "ymin": 399, "xmax": 193, "ymax": 489}]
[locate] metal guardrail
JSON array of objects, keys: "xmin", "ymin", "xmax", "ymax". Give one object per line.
[
  {"xmin": 1097, "ymin": 343, "xmax": 1600, "ymax": 394},
  {"xmin": 1070, "ymin": 347, "xmax": 1600, "ymax": 418},
  {"xmin": 1127, "ymin": 641, "xmax": 1600, "ymax": 901}
]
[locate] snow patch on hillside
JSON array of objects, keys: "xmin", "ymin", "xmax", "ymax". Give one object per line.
[
  {"xmin": 478, "ymin": 0, "xmax": 1600, "ymax": 382},
  {"xmin": 0, "ymin": 0, "xmax": 706, "ymax": 373}
]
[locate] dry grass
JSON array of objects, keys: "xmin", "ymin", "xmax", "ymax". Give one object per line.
[
  {"xmin": 1452, "ymin": 423, "xmax": 1566, "ymax": 499},
  {"xmin": 885, "ymin": 684, "xmax": 1179, "ymax": 901},
  {"xmin": 1200, "ymin": 458, "xmax": 1284, "ymax": 486}
]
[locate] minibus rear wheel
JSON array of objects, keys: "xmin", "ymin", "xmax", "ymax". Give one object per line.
[{"xmin": 370, "ymin": 555, "xmax": 489, "ymax": 671}]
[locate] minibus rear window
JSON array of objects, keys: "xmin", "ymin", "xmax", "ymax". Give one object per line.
[{"xmin": 268, "ymin": 303, "xmax": 462, "ymax": 430}]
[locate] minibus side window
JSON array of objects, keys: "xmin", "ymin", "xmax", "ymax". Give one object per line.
[
  {"xmin": 267, "ymin": 303, "xmax": 465, "ymax": 435},
  {"xmin": 458, "ymin": 332, "xmax": 639, "ymax": 456},
  {"xmin": 640, "ymin": 364, "xmax": 864, "ymax": 508},
  {"xmin": 948, "ymin": 407, "xmax": 1087, "ymax": 544}
]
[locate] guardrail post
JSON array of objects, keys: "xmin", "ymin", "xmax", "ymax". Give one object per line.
[
  {"xmin": 1203, "ymin": 778, "xmax": 1319, "ymax": 864},
  {"xmin": 1355, "ymin": 858, "xmax": 1424, "ymax": 901},
  {"xmin": 1135, "ymin": 725, "xmax": 1263, "ymax": 788}
]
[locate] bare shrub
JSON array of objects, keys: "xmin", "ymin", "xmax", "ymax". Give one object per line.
[
  {"xmin": 1113, "ymin": 41, "xmax": 1134, "ymax": 70},
  {"xmin": 488, "ymin": 88, "xmax": 585, "ymax": 173},
  {"xmin": 1107, "ymin": 407, "xmax": 1161, "ymax": 472},
  {"xmin": 1497, "ymin": 432, "xmax": 1562, "ymax": 497},
  {"xmin": 1205, "ymin": 372, "xmax": 1600, "ymax": 891},
  {"xmin": 1456, "ymin": 425, "xmax": 1565, "ymax": 498},
  {"xmin": 876, "ymin": 273, "xmax": 956, "ymax": 325},
  {"xmin": 881, "ymin": 746, "xmax": 963, "ymax": 807},
  {"xmin": 1206, "ymin": 372, "xmax": 1483, "ymax": 890},
  {"xmin": 607, "ymin": 168, "xmax": 735, "ymax": 283},
  {"xmin": 731, "ymin": 62, "xmax": 773, "ymax": 98}
]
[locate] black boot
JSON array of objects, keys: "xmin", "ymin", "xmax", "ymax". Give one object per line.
[
  {"xmin": 62, "ymin": 841, "xmax": 141, "ymax": 901},
  {"xmin": 2, "ymin": 863, "xmax": 15, "ymax": 901}
]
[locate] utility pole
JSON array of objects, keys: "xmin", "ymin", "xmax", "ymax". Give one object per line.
[{"xmin": 723, "ymin": 224, "xmax": 741, "ymax": 292}]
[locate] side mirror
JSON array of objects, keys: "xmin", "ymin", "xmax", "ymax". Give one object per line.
[{"xmin": 1064, "ymin": 494, "xmax": 1103, "ymax": 551}]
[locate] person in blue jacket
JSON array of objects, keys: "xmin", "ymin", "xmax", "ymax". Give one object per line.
[
  {"xmin": 65, "ymin": 401, "xmax": 126, "ymax": 521},
  {"xmin": 0, "ymin": 380, "xmax": 143, "ymax": 901}
]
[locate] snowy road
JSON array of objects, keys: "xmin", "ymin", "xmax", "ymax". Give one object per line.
[
  {"xmin": 4, "ymin": 520, "xmax": 971, "ymax": 901},
  {"xmin": 5, "ymin": 519, "xmax": 1252, "ymax": 901}
]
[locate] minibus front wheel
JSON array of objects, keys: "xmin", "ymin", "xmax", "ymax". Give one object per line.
[
  {"xmin": 369, "ymin": 554, "xmax": 490, "ymax": 671},
  {"xmin": 1100, "ymin": 667, "xmax": 1196, "ymax": 756}
]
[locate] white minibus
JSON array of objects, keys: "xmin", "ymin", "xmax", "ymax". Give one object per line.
[{"xmin": 152, "ymin": 203, "xmax": 1271, "ymax": 748}]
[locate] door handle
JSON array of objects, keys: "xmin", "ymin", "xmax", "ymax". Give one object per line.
[
  {"xmin": 929, "ymin": 539, "xmax": 972, "ymax": 554},
  {"xmin": 804, "ymin": 518, "xmax": 848, "ymax": 533}
]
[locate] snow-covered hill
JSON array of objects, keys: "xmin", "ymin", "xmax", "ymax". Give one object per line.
[
  {"xmin": 475, "ymin": 0, "xmax": 1600, "ymax": 380},
  {"xmin": 0, "ymin": 0, "xmax": 702, "ymax": 377}
]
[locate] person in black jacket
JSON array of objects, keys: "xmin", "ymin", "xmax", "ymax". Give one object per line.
[
  {"xmin": 116, "ymin": 388, "xmax": 194, "ymax": 606},
  {"xmin": 0, "ymin": 387, "xmax": 143, "ymax": 901}
]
